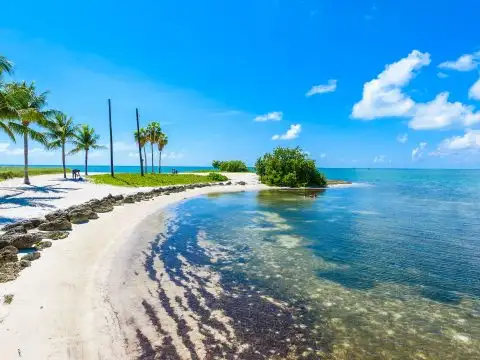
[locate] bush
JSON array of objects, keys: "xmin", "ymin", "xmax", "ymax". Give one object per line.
[
  {"xmin": 207, "ymin": 172, "xmax": 228, "ymax": 182},
  {"xmin": 255, "ymin": 147, "xmax": 327, "ymax": 188},
  {"xmin": 211, "ymin": 160, "xmax": 249, "ymax": 172}
]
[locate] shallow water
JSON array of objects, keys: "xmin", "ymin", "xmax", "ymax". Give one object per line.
[{"xmin": 151, "ymin": 169, "xmax": 480, "ymax": 359}]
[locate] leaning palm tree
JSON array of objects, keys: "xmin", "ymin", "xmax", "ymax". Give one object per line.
[
  {"xmin": 134, "ymin": 127, "xmax": 148, "ymax": 174},
  {"xmin": 146, "ymin": 121, "xmax": 161, "ymax": 174},
  {"xmin": 69, "ymin": 125, "xmax": 105, "ymax": 176},
  {"xmin": 3, "ymin": 82, "xmax": 55, "ymax": 184},
  {"xmin": 0, "ymin": 55, "xmax": 13, "ymax": 75},
  {"xmin": 157, "ymin": 133, "xmax": 168, "ymax": 173},
  {"xmin": 0, "ymin": 55, "xmax": 15, "ymax": 142},
  {"xmin": 45, "ymin": 112, "xmax": 79, "ymax": 178}
]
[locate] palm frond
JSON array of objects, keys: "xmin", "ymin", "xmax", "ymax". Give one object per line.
[
  {"xmin": 0, "ymin": 55, "xmax": 14, "ymax": 75},
  {"xmin": 0, "ymin": 121, "xmax": 16, "ymax": 142}
]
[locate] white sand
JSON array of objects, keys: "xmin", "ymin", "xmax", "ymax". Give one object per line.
[{"xmin": 0, "ymin": 172, "xmax": 266, "ymax": 359}]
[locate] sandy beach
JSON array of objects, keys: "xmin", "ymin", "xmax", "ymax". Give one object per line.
[{"xmin": 0, "ymin": 172, "xmax": 267, "ymax": 359}]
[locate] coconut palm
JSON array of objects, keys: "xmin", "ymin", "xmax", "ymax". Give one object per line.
[
  {"xmin": 157, "ymin": 133, "xmax": 168, "ymax": 173},
  {"xmin": 134, "ymin": 127, "xmax": 148, "ymax": 174},
  {"xmin": 45, "ymin": 112, "xmax": 79, "ymax": 178},
  {"xmin": 146, "ymin": 121, "xmax": 161, "ymax": 174},
  {"xmin": 3, "ymin": 82, "xmax": 55, "ymax": 184},
  {"xmin": 0, "ymin": 55, "xmax": 15, "ymax": 142},
  {"xmin": 70, "ymin": 125, "xmax": 105, "ymax": 176}
]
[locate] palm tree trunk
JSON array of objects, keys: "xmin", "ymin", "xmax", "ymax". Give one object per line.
[
  {"xmin": 23, "ymin": 131, "xmax": 30, "ymax": 185},
  {"xmin": 62, "ymin": 143, "xmax": 66, "ymax": 179},
  {"xmin": 144, "ymin": 147, "xmax": 148, "ymax": 174},
  {"xmin": 151, "ymin": 143, "xmax": 154, "ymax": 174},
  {"xmin": 85, "ymin": 149, "xmax": 88, "ymax": 176},
  {"xmin": 159, "ymin": 150, "xmax": 162, "ymax": 173}
]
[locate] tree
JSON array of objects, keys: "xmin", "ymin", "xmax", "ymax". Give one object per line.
[
  {"xmin": 45, "ymin": 112, "xmax": 79, "ymax": 178},
  {"xmin": 134, "ymin": 127, "xmax": 148, "ymax": 174},
  {"xmin": 3, "ymin": 82, "xmax": 55, "ymax": 184},
  {"xmin": 146, "ymin": 121, "xmax": 161, "ymax": 174},
  {"xmin": 255, "ymin": 147, "xmax": 327, "ymax": 188},
  {"xmin": 157, "ymin": 132, "xmax": 168, "ymax": 173},
  {"xmin": 212, "ymin": 160, "xmax": 221, "ymax": 169},
  {"xmin": 0, "ymin": 55, "xmax": 15, "ymax": 142},
  {"xmin": 70, "ymin": 125, "xmax": 105, "ymax": 176}
]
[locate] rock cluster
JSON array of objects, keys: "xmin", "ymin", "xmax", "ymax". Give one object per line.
[{"xmin": 0, "ymin": 181, "xmax": 238, "ymax": 283}]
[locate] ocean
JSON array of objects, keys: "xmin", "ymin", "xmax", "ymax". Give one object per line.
[{"xmin": 146, "ymin": 168, "xmax": 480, "ymax": 358}]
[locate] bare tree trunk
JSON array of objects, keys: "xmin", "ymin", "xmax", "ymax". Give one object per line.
[
  {"xmin": 151, "ymin": 143, "xmax": 154, "ymax": 174},
  {"xmin": 62, "ymin": 143, "xmax": 66, "ymax": 179},
  {"xmin": 85, "ymin": 149, "xmax": 88, "ymax": 176},
  {"xmin": 144, "ymin": 147, "xmax": 148, "ymax": 174},
  {"xmin": 23, "ymin": 131, "xmax": 30, "ymax": 185},
  {"xmin": 158, "ymin": 150, "xmax": 161, "ymax": 173}
]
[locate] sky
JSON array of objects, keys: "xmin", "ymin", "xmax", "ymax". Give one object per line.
[{"xmin": 1, "ymin": 0, "xmax": 480, "ymax": 168}]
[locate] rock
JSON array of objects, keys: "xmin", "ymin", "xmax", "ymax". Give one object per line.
[
  {"xmin": 38, "ymin": 218, "xmax": 72, "ymax": 231},
  {"xmin": 68, "ymin": 209, "xmax": 91, "ymax": 224},
  {"xmin": 236, "ymin": 181, "xmax": 247, "ymax": 186},
  {"xmin": 45, "ymin": 210, "xmax": 69, "ymax": 222},
  {"xmin": 0, "ymin": 246, "xmax": 18, "ymax": 264},
  {"xmin": 92, "ymin": 203, "xmax": 114, "ymax": 213},
  {"xmin": 3, "ymin": 226, "xmax": 27, "ymax": 236},
  {"xmin": 35, "ymin": 241, "xmax": 52, "ymax": 250},
  {"xmin": 19, "ymin": 259, "xmax": 31, "ymax": 268},
  {"xmin": 1, "ymin": 218, "xmax": 44, "ymax": 233},
  {"xmin": 226, "ymin": 181, "xmax": 232, "ymax": 185},
  {"xmin": 39, "ymin": 231, "xmax": 69, "ymax": 240},
  {"xmin": 123, "ymin": 195, "xmax": 135, "ymax": 203},
  {"xmin": 23, "ymin": 218, "xmax": 45, "ymax": 230},
  {"xmin": 0, "ymin": 233, "xmax": 43, "ymax": 250},
  {"xmin": 0, "ymin": 262, "xmax": 21, "ymax": 283},
  {"xmin": 22, "ymin": 252, "xmax": 41, "ymax": 261}
]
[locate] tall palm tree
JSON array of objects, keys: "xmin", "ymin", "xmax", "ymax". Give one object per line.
[
  {"xmin": 45, "ymin": 112, "xmax": 79, "ymax": 178},
  {"xmin": 146, "ymin": 121, "xmax": 161, "ymax": 174},
  {"xmin": 70, "ymin": 125, "xmax": 105, "ymax": 176},
  {"xmin": 157, "ymin": 133, "xmax": 168, "ymax": 173},
  {"xmin": 3, "ymin": 82, "xmax": 55, "ymax": 184},
  {"xmin": 0, "ymin": 55, "xmax": 15, "ymax": 142},
  {"xmin": 134, "ymin": 127, "xmax": 148, "ymax": 174}
]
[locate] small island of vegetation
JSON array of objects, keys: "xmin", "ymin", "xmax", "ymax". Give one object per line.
[{"xmin": 212, "ymin": 160, "xmax": 249, "ymax": 172}]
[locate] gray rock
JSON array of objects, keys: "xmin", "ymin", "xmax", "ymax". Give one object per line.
[
  {"xmin": 225, "ymin": 181, "xmax": 232, "ymax": 185},
  {"xmin": 45, "ymin": 210, "xmax": 69, "ymax": 222},
  {"xmin": 236, "ymin": 181, "xmax": 247, "ymax": 186},
  {"xmin": 3, "ymin": 226, "xmax": 27, "ymax": 236},
  {"xmin": 0, "ymin": 262, "xmax": 21, "ymax": 283},
  {"xmin": 35, "ymin": 241, "xmax": 52, "ymax": 250},
  {"xmin": 19, "ymin": 259, "xmax": 31, "ymax": 268},
  {"xmin": 92, "ymin": 203, "xmax": 114, "ymax": 213},
  {"xmin": 38, "ymin": 218, "xmax": 72, "ymax": 231},
  {"xmin": 22, "ymin": 252, "xmax": 41, "ymax": 261},
  {"xmin": 68, "ymin": 209, "xmax": 90, "ymax": 224},
  {"xmin": 0, "ymin": 233, "xmax": 42, "ymax": 249},
  {"xmin": 39, "ymin": 231, "xmax": 69, "ymax": 240},
  {"xmin": 123, "ymin": 195, "xmax": 135, "ymax": 204},
  {"xmin": 0, "ymin": 246, "xmax": 18, "ymax": 264}
]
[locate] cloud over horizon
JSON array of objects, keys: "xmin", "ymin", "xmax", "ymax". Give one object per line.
[{"xmin": 272, "ymin": 124, "xmax": 302, "ymax": 140}]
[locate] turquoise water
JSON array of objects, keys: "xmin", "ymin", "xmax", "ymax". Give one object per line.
[{"xmin": 156, "ymin": 169, "xmax": 480, "ymax": 359}]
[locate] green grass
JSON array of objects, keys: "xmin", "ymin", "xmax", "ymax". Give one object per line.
[
  {"xmin": 0, "ymin": 167, "xmax": 67, "ymax": 181},
  {"xmin": 89, "ymin": 173, "xmax": 228, "ymax": 187}
]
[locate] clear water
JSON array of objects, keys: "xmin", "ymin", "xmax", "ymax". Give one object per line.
[{"xmin": 161, "ymin": 169, "xmax": 480, "ymax": 359}]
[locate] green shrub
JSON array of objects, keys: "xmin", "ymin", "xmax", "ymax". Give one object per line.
[
  {"xmin": 207, "ymin": 172, "xmax": 228, "ymax": 182},
  {"xmin": 211, "ymin": 160, "xmax": 249, "ymax": 172},
  {"xmin": 255, "ymin": 147, "xmax": 327, "ymax": 188}
]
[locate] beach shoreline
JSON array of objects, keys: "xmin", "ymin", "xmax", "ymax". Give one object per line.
[{"xmin": 0, "ymin": 172, "xmax": 267, "ymax": 359}]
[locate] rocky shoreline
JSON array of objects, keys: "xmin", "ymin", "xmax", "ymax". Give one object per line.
[{"xmin": 0, "ymin": 180, "xmax": 244, "ymax": 283}]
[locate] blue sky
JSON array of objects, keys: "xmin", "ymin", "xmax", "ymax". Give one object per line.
[{"xmin": 1, "ymin": 0, "xmax": 480, "ymax": 168}]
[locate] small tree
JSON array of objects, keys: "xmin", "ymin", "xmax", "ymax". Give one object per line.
[
  {"xmin": 0, "ymin": 55, "xmax": 15, "ymax": 142},
  {"xmin": 255, "ymin": 147, "xmax": 326, "ymax": 188},
  {"xmin": 212, "ymin": 160, "xmax": 221, "ymax": 169},
  {"xmin": 146, "ymin": 121, "xmax": 161, "ymax": 174},
  {"xmin": 134, "ymin": 127, "xmax": 148, "ymax": 174},
  {"xmin": 157, "ymin": 132, "xmax": 168, "ymax": 173},
  {"xmin": 69, "ymin": 125, "xmax": 105, "ymax": 176}
]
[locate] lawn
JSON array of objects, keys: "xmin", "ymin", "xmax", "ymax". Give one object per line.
[
  {"xmin": 88, "ymin": 173, "xmax": 228, "ymax": 187},
  {"xmin": 0, "ymin": 167, "xmax": 67, "ymax": 181}
]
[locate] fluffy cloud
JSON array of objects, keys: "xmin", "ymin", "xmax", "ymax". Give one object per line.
[
  {"xmin": 254, "ymin": 111, "xmax": 283, "ymax": 122},
  {"xmin": 373, "ymin": 155, "xmax": 387, "ymax": 163},
  {"xmin": 469, "ymin": 78, "xmax": 480, "ymax": 100},
  {"xmin": 351, "ymin": 50, "xmax": 431, "ymax": 120},
  {"xmin": 431, "ymin": 130, "xmax": 480, "ymax": 156},
  {"xmin": 306, "ymin": 80, "xmax": 337, "ymax": 97},
  {"xmin": 438, "ymin": 52, "xmax": 480, "ymax": 72},
  {"xmin": 161, "ymin": 151, "xmax": 185, "ymax": 159},
  {"xmin": 396, "ymin": 133, "xmax": 408, "ymax": 144},
  {"xmin": 272, "ymin": 124, "xmax": 301, "ymax": 140},
  {"xmin": 412, "ymin": 142, "xmax": 427, "ymax": 161},
  {"xmin": 408, "ymin": 92, "xmax": 480, "ymax": 130},
  {"xmin": 437, "ymin": 72, "xmax": 448, "ymax": 79},
  {"xmin": 0, "ymin": 143, "xmax": 47, "ymax": 156}
]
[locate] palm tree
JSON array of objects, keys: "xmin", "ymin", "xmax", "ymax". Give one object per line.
[
  {"xmin": 70, "ymin": 125, "xmax": 105, "ymax": 176},
  {"xmin": 146, "ymin": 121, "xmax": 161, "ymax": 174},
  {"xmin": 3, "ymin": 82, "xmax": 55, "ymax": 184},
  {"xmin": 45, "ymin": 112, "xmax": 79, "ymax": 178},
  {"xmin": 0, "ymin": 55, "xmax": 15, "ymax": 142},
  {"xmin": 157, "ymin": 133, "xmax": 168, "ymax": 173},
  {"xmin": 134, "ymin": 127, "xmax": 148, "ymax": 174}
]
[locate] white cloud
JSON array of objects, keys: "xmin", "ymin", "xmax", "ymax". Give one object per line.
[
  {"xmin": 161, "ymin": 151, "xmax": 185, "ymax": 160},
  {"xmin": 373, "ymin": 155, "xmax": 387, "ymax": 163},
  {"xmin": 432, "ymin": 130, "xmax": 480, "ymax": 156},
  {"xmin": 351, "ymin": 50, "xmax": 431, "ymax": 120},
  {"xmin": 412, "ymin": 142, "xmax": 427, "ymax": 161},
  {"xmin": 437, "ymin": 72, "xmax": 448, "ymax": 79},
  {"xmin": 306, "ymin": 79, "xmax": 337, "ymax": 97},
  {"xmin": 272, "ymin": 124, "xmax": 301, "ymax": 140},
  {"xmin": 396, "ymin": 133, "xmax": 408, "ymax": 144},
  {"xmin": 469, "ymin": 78, "xmax": 480, "ymax": 100},
  {"xmin": 438, "ymin": 52, "xmax": 480, "ymax": 72},
  {"xmin": 254, "ymin": 111, "xmax": 283, "ymax": 122},
  {"xmin": 320, "ymin": 153, "xmax": 327, "ymax": 159},
  {"xmin": 0, "ymin": 143, "xmax": 24, "ymax": 155},
  {"xmin": 408, "ymin": 92, "xmax": 480, "ymax": 130}
]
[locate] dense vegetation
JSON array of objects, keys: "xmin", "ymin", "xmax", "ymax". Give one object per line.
[
  {"xmin": 255, "ymin": 147, "xmax": 327, "ymax": 188},
  {"xmin": 0, "ymin": 167, "xmax": 67, "ymax": 181},
  {"xmin": 89, "ymin": 173, "xmax": 228, "ymax": 187},
  {"xmin": 212, "ymin": 160, "xmax": 249, "ymax": 172}
]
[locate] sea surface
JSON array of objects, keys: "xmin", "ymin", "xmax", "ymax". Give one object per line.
[{"xmin": 150, "ymin": 169, "xmax": 480, "ymax": 359}]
